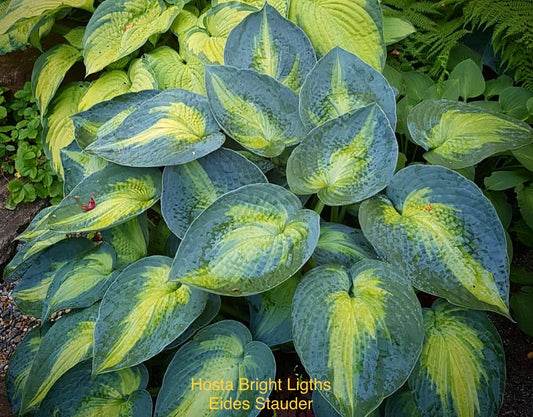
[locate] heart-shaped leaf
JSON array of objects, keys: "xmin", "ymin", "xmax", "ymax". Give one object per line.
[
  {"xmin": 171, "ymin": 183, "xmax": 320, "ymax": 296},
  {"xmin": 409, "ymin": 299, "xmax": 505, "ymax": 417},
  {"xmin": 359, "ymin": 165, "xmax": 510, "ymax": 316},
  {"xmin": 86, "ymin": 89, "xmax": 225, "ymax": 166},
  {"xmin": 93, "ymin": 256, "xmax": 208, "ymax": 373},
  {"xmin": 407, "ymin": 99, "xmax": 533, "ymax": 169},
  {"xmin": 286, "ymin": 105, "xmax": 398, "ymax": 206},
  {"xmin": 224, "ymin": 4, "xmax": 316, "ymax": 92},
  {"xmin": 155, "ymin": 320, "xmax": 275, "ymax": 417},
  {"xmin": 292, "ymin": 260, "xmax": 424, "ymax": 417},
  {"xmin": 205, "ymin": 65, "xmax": 305, "ymax": 157},
  {"xmin": 162, "ymin": 148, "xmax": 267, "ymax": 238},
  {"xmin": 299, "ymin": 47, "xmax": 396, "ymax": 130},
  {"xmin": 61, "ymin": 141, "xmax": 109, "ymax": 195}
]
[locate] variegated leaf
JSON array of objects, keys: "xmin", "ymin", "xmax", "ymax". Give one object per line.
[
  {"xmin": 299, "ymin": 47, "xmax": 396, "ymax": 129},
  {"xmin": 184, "ymin": 2, "xmax": 256, "ymax": 64},
  {"xmin": 145, "ymin": 46, "xmax": 206, "ymax": 95},
  {"xmin": 288, "ymin": 0, "xmax": 385, "ymax": 70},
  {"xmin": 170, "ymin": 5, "xmax": 199, "ymax": 39},
  {"xmin": 6, "ymin": 327, "xmax": 43, "ymax": 414},
  {"xmin": 312, "ymin": 389, "xmax": 381, "ymax": 417},
  {"xmin": 408, "ymin": 100, "xmax": 533, "ymax": 169},
  {"xmin": 94, "ymin": 256, "xmax": 208, "ymax": 373},
  {"xmin": 161, "ymin": 148, "xmax": 267, "ymax": 238},
  {"xmin": 0, "ymin": 12, "xmax": 55, "ymax": 55},
  {"xmin": 31, "ymin": 42, "xmax": 82, "ymax": 117},
  {"xmin": 20, "ymin": 304, "xmax": 100, "ymax": 413},
  {"xmin": 77, "ymin": 70, "xmax": 136, "ymax": 112},
  {"xmin": 155, "ymin": 320, "xmax": 275, "ymax": 417},
  {"xmin": 215, "ymin": 0, "xmax": 288, "ymax": 16},
  {"xmin": 42, "ymin": 242, "xmax": 117, "ymax": 321},
  {"xmin": 83, "ymin": 0, "xmax": 182, "ymax": 74},
  {"xmin": 312, "ymin": 222, "xmax": 377, "ymax": 267},
  {"xmin": 292, "ymin": 260, "xmax": 424, "ymax": 417},
  {"xmin": 359, "ymin": 165, "xmax": 510, "ymax": 316},
  {"xmin": 409, "ymin": 299, "xmax": 505, "ymax": 417},
  {"xmin": 286, "ymin": 105, "xmax": 397, "ymax": 205},
  {"xmin": 128, "ymin": 56, "xmax": 158, "ymax": 92},
  {"xmin": 12, "ymin": 238, "xmax": 96, "ymax": 316},
  {"xmin": 247, "ymin": 274, "xmax": 299, "ymax": 346},
  {"xmin": 72, "ymin": 89, "xmax": 159, "ymax": 149},
  {"xmin": 224, "ymin": 4, "xmax": 316, "ymax": 92},
  {"xmin": 170, "ymin": 183, "xmax": 320, "ymax": 296},
  {"xmin": 205, "ymin": 65, "xmax": 305, "ymax": 157},
  {"xmin": 61, "ymin": 141, "xmax": 109, "ymax": 195},
  {"xmin": 86, "ymin": 89, "xmax": 225, "ymax": 167},
  {"xmin": 36, "ymin": 361, "xmax": 152, "ymax": 417},
  {"xmin": 42, "ymin": 82, "xmax": 90, "ymax": 176},
  {"xmin": 102, "ymin": 214, "xmax": 149, "ymax": 270},
  {"xmin": 43, "ymin": 164, "xmax": 162, "ymax": 233}
]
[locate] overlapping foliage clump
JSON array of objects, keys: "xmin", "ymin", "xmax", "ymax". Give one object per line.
[{"xmin": 1, "ymin": 0, "xmax": 533, "ymax": 416}]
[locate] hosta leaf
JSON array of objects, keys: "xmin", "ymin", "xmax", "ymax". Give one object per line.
[
  {"xmin": 170, "ymin": 5, "xmax": 199, "ymax": 38},
  {"xmin": 383, "ymin": 387, "xmax": 422, "ymax": 417},
  {"xmin": 144, "ymin": 46, "xmax": 206, "ymax": 94},
  {"xmin": 61, "ymin": 141, "xmax": 109, "ymax": 195},
  {"xmin": 72, "ymin": 89, "xmax": 159, "ymax": 149},
  {"xmin": 0, "ymin": 0, "xmax": 93, "ymax": 34},
  {"xmin": 516, "ymin": 183, "xmax": 533, "ymax": 230},
  {"xmin": 292, "ymin": 261, "xmax": 424, "ymax": 417},
  {"xmin": 42, "ymin": 82, "xmax": 90, "ymax": 176},
  {"xmin": 288, "ymin": 0, "xmax": 385, "ymax": 70},
  {"xmin": 63, "ymin": 26, "xmax": 85, "ymax": 49},
  {"xmin": 224, "ymin": 4, "xmax": 316, "ymax": 92},
  {"xmin": 6, "ymin": 327, "xmax": 43, "ymax": 414},
  {"xmin": 184, "ymin": 2, "xmax": 256, "ymax": 64},
  {"xmin": 215, "ymin": 0, "xmax": 288, "ymax": 16},
  {"xmin": 155, "ymin": 320, "xmax": 275, "ymax": 417},
  {"xmin": 170, "ymin": 183, "xmax": 320, "ymax": 296},
  {"xmin": 205, "ymin": 65, "xmax": 305, "ymax": 157},
  {"xmin": 86, "ymin": 89, "xmax": 225, "ymax": 166},
  {"xmin": 12, "ymin": 238, "xmax": 96, "ymax": 316},
  {"xmin": 511, "ymin": 286, "xmax": 533, "ymax": 336},
  {"xmin": 128, "ymin": 56, "xmax": 158, "ymax": 92},
  {"xmin": 94, "ymin": 256, "xmax": 208, "ymax": 373},
  {"xmin": 247, "ymin": 274, "xmax": 298, "ymax": 346},
  {"xmin": 407, "ymin": 100, "xmax": 533, "ymax": 169},
  {"xmin": 20, "ymin": 304, "xmax": 99, "ymax": 413},
  {"xmin": 42, "ymin": 242, "xmax": 117, "ymax": 321},
  {"xmin": 286, "ymin": 105, "xmax": 397, "ymax": 205},
  {"xmin": 312, "ymin": 222, "xmax": 377, "ymax": 267},
  {"xmin": 102, "ymin": 213, "xmax": 149, "ymax": 270},
  {"xmin": 0, "ymin": 13, "xmax": 55, "ymax": 55},
  {"xmin": 409, "ymin": 299, "xmax": 505, "ymax": 417},
  {"xmin": 43, "ymin": 164, "xmax": 162, "ymax": 233},
  {"xmin": 512, "ymin": 143, "xmax": 533, "ymax": 172},
  {"xmin": 77, "ymin": 70, "xmax": 134, "ymax": 112},
  {"xmin": 161, "ymin": 148, "xmax": 267, "ymax": 238},
  {"xmin": 299, "ymin": 47, "xmax": 396, "ymax": 130},
  {"xmin": 31, "ymin": 43, "xmax": 82, "ymax": 116},
  {"xmin": 36, "ymin": 361, "xmax": 151, "ymax": 417},
  {"xmin": 83, "ymin": 0, "xmax": 182, "ymax": 75},
  {"xmin": 383, "ymin": 15, "xmax": 415, "ymax": 45},
  {"xmin": 359, "ymin": 165, "xmax": 510, "ymax": 316},
  {"xmin": 312, "ymin": 390, "xmax": 340, "ymax": 417}
]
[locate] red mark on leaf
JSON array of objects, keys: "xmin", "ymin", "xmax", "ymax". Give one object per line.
[
  {"xmin": 425, "ymin": 203, "xmax": 433, "ymax": 212},
  {"xmin": 124, "ymin": 24, "xmax": 133, "ymax": 31},
  {"xmin": 68, "ymin": 195, "xmax": 96, "ymax": 211}
]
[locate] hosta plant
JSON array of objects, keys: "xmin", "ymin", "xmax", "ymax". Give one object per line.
[{"xmin": 2, "ymin": 1, "xmax": 533, "ymax": 417}]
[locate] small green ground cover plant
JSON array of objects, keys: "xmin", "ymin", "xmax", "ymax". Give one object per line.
[{"xmin": 1, "ymin": 0, "xmax": 533, "ymax": 417}]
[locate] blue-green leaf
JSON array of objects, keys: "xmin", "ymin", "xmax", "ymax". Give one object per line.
[
  {"xmin": 170, "ymin": 183, "xmax": 320, "ymax": 296},
  {"xmin": 161, "ymin": 148, "xmax": 267, "ymax": 238},
  {"xmin": 383, "ymin": 387, "xmax": 422, "ymax": 417},
  {"xmin": 359, "ymin": 165, "xmax": 510, "ymax": 316},
  {"xmin": 61, "ymin": 141, "xmax": 109, "ymax": 195},
  {"xmin": 292, "ymin": 260, "xmax": 424, "ymax": 417},
  {"xmin": 286, "ymin": 105, "xmax": 397, "ymax": 206}
]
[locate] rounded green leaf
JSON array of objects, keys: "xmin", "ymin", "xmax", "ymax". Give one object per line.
[
  {"xmin": 43, "ymin": 164, "xmax": 162, "ymax": 233},
  {"xmin": 36, "ymin": 361, "xmax": 152, "ymax": 417},
  {"xmin": 383, "ymin": 387, "xmax": 422, "ymax": 417},
  {"xmin": 407, "ymin": 99, "xmax": 533, "ymax": 169},
  {"xmin": 86, "ymin": 89, "xmax": 225, "ymax": 167},
  {"xmin": 171, "ymin": 183, "xmax": 320, "ymax": 296},
  {"xmin": 299, "ymin": 47, "xmax": 396, "ymax": 130},
  {"xmin": 312, "ymin": 222, "xmax": 377, "ymax": 267},
  {"xmin": 205, "ymin": 65, "xmax": 305, "ymax": 157},
  {"xmin": 449, "ymin": 59, "xmax": 485, "ymax": 101},
  {"xmin": 288, "ymin": 0, "xmax": 385, "ymax": 70},
  {"xmin": 93, "ymin": 256, "xmax": 208, "ymax": 373},
  {"xmin": 292, "ymin": 260, "xmax": 424, "ymax": 417},
  {"xmin": 224, "ymin": 4, "xmax": 316, "ymax": 92},
  {"xmin": 359, "ymin": 165, "xmax": 510, "ymax": 316},
  {"xmin": 162, "ymin": 148, "xmax": 267, "ymax": 238},
  {"xmin": 510, "ymin": 286, "xmax": 533, "ymax": 336},
  {"xmin": 20, "ymin": 304, "xmax": 100, "ymax": 413},
  {"xmin": 155, "ymin": 320, "xmax": 275, "ymax": 417},
  {"xmin": 512, "ymin": 143, "xmax": 533, "ymax": 172},
  {"xmin": 286, "ymin": 105, "xmax": 398, "ymax": 206},
  {"xmin": 516, "ymin": 183, "xmax": 533, "ymax": 230},
  {"xmin": 83, "ymin": 0, "xmax": 181, "ymax": 75},
  {"xmin": 409, "ymin": 299, "xmax": 505, "ymax": 417}
]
